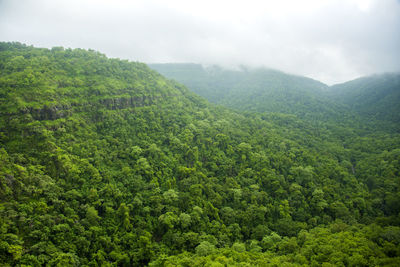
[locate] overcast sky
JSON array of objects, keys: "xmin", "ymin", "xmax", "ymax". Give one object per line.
[{"xmin": 1, "ymin": 0, "xmax": 399, "ymax": 84}]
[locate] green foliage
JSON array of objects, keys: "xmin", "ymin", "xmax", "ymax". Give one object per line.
[
  {"xmin": 149, "ymin": 63, "xmax": 400, "ymax": 130},
  {"xmin": 0, "ymin": 42, "xmax": 399, "ymax": 266},
  {"xmin": 330, "ymin": 73, "xmax": 400, "ymax": 123},
  {"xmin": 195, "ymin": 241, "xmax": 216, "ymax": 256},
  {"xmin": 149, "ymin": 63, "xmax": 341, "ymax": 121}
]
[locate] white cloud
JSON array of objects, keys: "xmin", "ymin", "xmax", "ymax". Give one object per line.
[{"xmin": 0, "ymin": 0, "xmax": 399, "ymax": 84}]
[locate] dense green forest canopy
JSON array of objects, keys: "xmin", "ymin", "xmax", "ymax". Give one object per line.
[
  {"xmin": 148, "ymin": 64, "xmax": 332, "ymax": 118},
  {"xmin": 149, "ymin": 63, "xmax": 400, "ymax": 128},
  {"xmin": 1, "ymin": 42, "xmax": 400, "ymax": 266},
  {"xmin": 330, "ymin": 74, "xmax": 400, "ymax": 123}
]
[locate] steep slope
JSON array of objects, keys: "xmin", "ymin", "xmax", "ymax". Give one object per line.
[
  {"xmin": 1, "ymin": 43, "xmax": 400, "ymax": 266},
  {"xmin": 329, "ymin": 73, "xmax": 400, "ymax": 123},
  {"xmin": 148, "ymin": 64, "xmax": 244, "ymax": 103},
  {"xmin": 149, "ymin": 63, "xmax": 345, "ymax": 120},
  {"xmin": 150, "ymin": 64, "xmax": 400, "ymax": 130}
]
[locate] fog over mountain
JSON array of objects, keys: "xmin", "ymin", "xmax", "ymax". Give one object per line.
[{"xmin": 1, "ymin": 0, "xmax": 400, "ymax": 84}]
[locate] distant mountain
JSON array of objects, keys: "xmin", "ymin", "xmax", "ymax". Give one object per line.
[
  {"xmin": 329, "ymin": 73, "xmax": 400, "ymax": 123},
  {"xmin": 149, "ymin": 64, "xmax": 342, "ymax": 120},
  {"xmin": 148, "ymin": 63, "xmax": 238, "ymax": 103},
  {"xmin": 149, "ymin": 64, "xmax": 400, "ymax": 127}
]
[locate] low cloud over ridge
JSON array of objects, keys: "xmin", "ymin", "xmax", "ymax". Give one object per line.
[{"xmin": 1, "ymin": 0, "xmax": 399, "ymax": 84}]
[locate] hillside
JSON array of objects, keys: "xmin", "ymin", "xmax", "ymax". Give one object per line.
[
  {"xmin": 1, "ymin": 43, "xmax": 400, "ymax": 266},
  {"xmin": 149, "ymin": 64, "xmax": 346, "ymax": 121},
  {"xmin": 148, "ymin": 64, "xmax": 247, "ymax": 104},
  {"xmin": 329, "ymin": 73, "xmax": 400, "ymax": 123},
  {"xmin": 149, "ymin": 64, "xmax": 400, "ymax": 131}
]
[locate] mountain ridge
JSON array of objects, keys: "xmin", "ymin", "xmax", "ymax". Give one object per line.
[
  {"xmin": 329, "ymin": 72, "xmax": 400, "ymax": 123},
  {"xmin": 149, "ymin": 63, "xmax": 400, "ymax": 126},
  {"xmin": 149, "ymin": 62, "xmax": 400, "ymax": 87}
]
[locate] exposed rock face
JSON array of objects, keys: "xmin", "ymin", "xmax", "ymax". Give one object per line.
[
  {"xmin": 24, "ymin": 95, "xmax": 167, "ymax": 121},
  {"xmin": 98, "ymin": 95, "xmax": 161, "ymax": 110},
  {"xmin": 28, "ymin": 105, "xmax": 71, "ymax": 121}
]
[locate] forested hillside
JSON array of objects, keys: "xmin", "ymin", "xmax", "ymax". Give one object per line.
[
  {"xmin": 329, "ymin": 73, "xmax": 400, "ymax": 123},
  {"xmin": 1, "ymin": 43, "xmax": 400, "ymax": 266},
  {"xmin": 149, "ymin": 64, "xmax": 342, "ymax": 120},
  {"xmin": 149, "ymin": 64, "xmax": 400, "ymax": 129}
]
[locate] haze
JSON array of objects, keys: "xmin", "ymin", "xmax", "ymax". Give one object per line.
[{"xmin": 1, "ymin": 0, "xmax": 399, "ymax": 84}]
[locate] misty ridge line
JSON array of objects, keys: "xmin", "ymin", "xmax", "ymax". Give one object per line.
[
  {"xmin": 1, "ymin": 0, "xmax": 399, "ymax": 84},
  {"xmin": 2, "ymin": 40, "xmax": 398, "ymax": 87},
  {"xmin": 148, "ymin": 60, "xmax": 400, "ymax": 125},
  {"xmin": 146, "ymin": 62, "xmax": 400, "ymax": 87}
]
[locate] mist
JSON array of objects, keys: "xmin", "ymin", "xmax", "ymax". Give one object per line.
[{"xmin": 1, "ymin": 0, "xmax": 399, "ymax": 84}]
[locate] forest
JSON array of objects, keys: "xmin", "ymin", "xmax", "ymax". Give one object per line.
[{"xmin": 1, "ymin": 42, "xmax": 400, "ymax": 266}]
